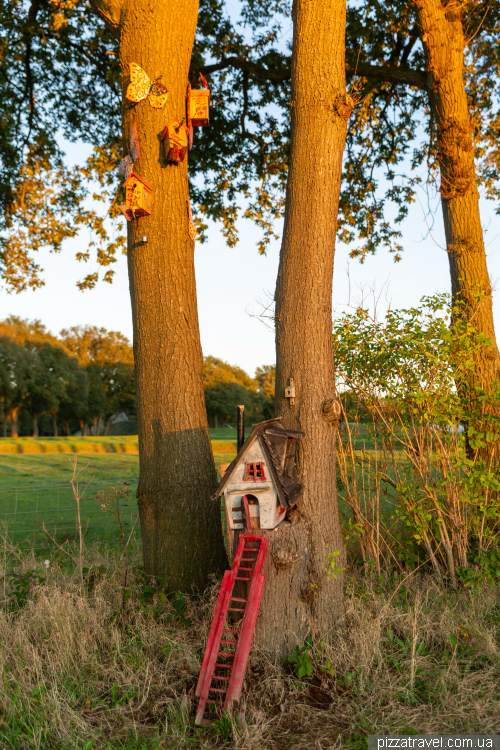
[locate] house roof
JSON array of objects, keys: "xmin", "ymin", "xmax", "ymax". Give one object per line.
[
  {"xmin": 122, "ymin": 171, "xmax": 153, "ymax": 191},
  {"xmin": 212, "ymin": 417, "xmax": 304, "ymax": 508}
]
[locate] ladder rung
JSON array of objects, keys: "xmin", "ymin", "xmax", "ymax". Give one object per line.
[
  {"xmin": 238, "ymin": 566, "xmax": 254, "ymax": 571},
  {"xmin": 228, "ymin": 607, "xmax": 245, "ymax": 612},
  {"xmin": 241, "ymin": 557, "xmax": 256, "ymax": 561},
  {"xmin": 229, "ymin": 597, "xmax": 247, "ymax": 602},
  {"xmin": 220, "ymin": 640, "xmax": 237, "ymax": 644},
  {"xmin": 223, "ymin": 629, "xmax": 238, "ymax": 633},
  {"xmin": 215, "ymin": 663, "xmax": 233, "ymax": 668},
  {"xmin": 218, "ymin": 652, "xmax": 234, "ymax": 657},
  {"xmin": 236, "ymin": 576, "xmax": 251, "ymax": 581},
  {"xmin": 206, "ymin": 699, "xmax": 217, "ymax": 704},
  {"xmin": 208, "ymin": 688, "xmax": 227, "ymax": 693},
  {"xmin": 212, "ymin": 676, "xmax": 230, "ymax": 681}
]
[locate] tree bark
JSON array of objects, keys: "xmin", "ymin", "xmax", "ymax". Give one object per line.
[
  {"xmin": 256, "ymin": 0, "xmax": 348, "ymax": 659},
  {"xmin": 9, "ymin": 407, "xmax": 19, "ymax": 438},
  {"xmin": 52, "ymin": 412, "xmax": 58, "ymax": 437},
  {"xmin": 65, "ymin": 420, "xmax": 71, "ymax": 437},
  {"xmin": 414, "ymin": 0, "xmax": 500, "ymax": 462},
  {"xmin": 93, "ymin": 415, "xmax": 102, "ymax": 436},
  {"xmin": 90, "ymin": 0, "xmax": 227, "ymax": 591},
  {"xmin": 32, "ymin": 413, "xmax": 38, "ymax": 438}
]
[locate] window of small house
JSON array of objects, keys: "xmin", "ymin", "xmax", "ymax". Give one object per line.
[{"xmin": 244, "ymin": 462, "xmax": 266, "ymax": 481}]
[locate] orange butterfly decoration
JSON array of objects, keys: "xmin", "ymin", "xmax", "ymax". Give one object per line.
[{"xmin": 126, "ymin": 63, "xmax": 169, "ymax": 109}]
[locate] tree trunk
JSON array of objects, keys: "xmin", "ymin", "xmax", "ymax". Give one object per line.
[
  {"xmin": 93, "ymin": 415, "xmax": 102, "ymax": 436},
  {"xmin": 2, "ymin": 418, "xmax": 6, "ymax": 438},
  {"xmin": 104, "ymin": 418, "xmax": 111, "ymax": 436},
  {"xmin": 65, "ymin": 420, "xmax": 71, "ymax": 437},
  {"xmin": 415, "ymin": 0, "xmax": 500, "ymax": 462},
  {"xmin": 8, "ymin": 407, "xmax": 19, "ymax": 438},
  {"xmin": 256, "ymin": 0, "xmax": 348, "ymax": 659},
  {"xmin": 32, "ymin": 413, "xmax": 38, "ymax": 438},
  {"xmin": 90, "ymin": 0, "xmax": 227, "ymax": 591},
  {"xmin": 53, "ymin": 412, "xmax": 58, "ymax": 437}
]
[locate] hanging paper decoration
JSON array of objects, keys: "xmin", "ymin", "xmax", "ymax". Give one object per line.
[
  {"xmin": 188, "ymin": 200, "xmax": 196, "ymax": 242},
  {"xmin": 126, "ymin": 63, "xmax": 169, "ymax": 109},
  {"xmin": 161, "ymin": 119, "xmax": 189, "ymax": 163},
  {"xmin": 187, "ymin": 72, "xmax": 210, "ymax": 132},
  {"xmin": 118, "ymin": 122, "xmax": 140, "ymax": 181},
  {"xmin": 119, "ymin": 172, "xmax": 153, "ymax": 222}
]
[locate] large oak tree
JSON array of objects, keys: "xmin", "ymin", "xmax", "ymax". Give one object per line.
[{"xmin": 87, "ymin": 0, "xmax": 228, "ymax": 590}]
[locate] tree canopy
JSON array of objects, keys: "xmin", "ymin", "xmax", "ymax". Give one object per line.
[{"xmin": 2, "ymin": 0, "xmax": 499, "ymax": 293}]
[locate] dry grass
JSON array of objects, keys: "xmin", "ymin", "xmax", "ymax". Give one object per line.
[{"xmin": 0, "ymin": 541, "xmax": 499, "ymax": 750}]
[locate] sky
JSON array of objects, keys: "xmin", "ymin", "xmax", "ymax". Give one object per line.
[{"xmin": 3, "ymin": 184, "xmax": 500, "ymax": 377}]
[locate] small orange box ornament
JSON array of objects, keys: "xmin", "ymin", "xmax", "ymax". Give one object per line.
[
  {"xmin": 161, "ymin": 119, "xmax": 189, "ymax": 163},
  {"xmin": 187, "ymin": 73, "xmax": 210, "ymax": 130},
  {"xmin": 119, "ymin": 172, "xmax": 153, "ymax": 222}
]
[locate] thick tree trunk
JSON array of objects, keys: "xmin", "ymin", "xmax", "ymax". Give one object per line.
[
  {"xmin": 32, "ymin": 413, "xmax": 38, "ymax": 438},
  {"xmin": 256, "ymin": 0, "xmax": 348, "ymax": 659},
  {"xmin": 91, "ymin": 0, "xmax": 227, "ymax": 591},
  {"xmin": 415, "ymin": 0, "xmax": 500, "ymax": 463},
  {"xmin": 104, "ymin": 418, "xmax": 111, "ymax": 436},
  {"xmin": 65, "ymin": 420, "xmax": 71, "ymax": 437},
  {"xmin": 52, "ymin": 412, "xmax": 58, "ymax": 437}
]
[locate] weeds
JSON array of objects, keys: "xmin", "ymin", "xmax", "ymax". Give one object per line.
[
  {"xmin": 333, "ymin": 294, "xmax": 500, "ymax": 581},
  {"xmin": 0, "ymin": 539, "xmax": 498, "ymax": 749}
]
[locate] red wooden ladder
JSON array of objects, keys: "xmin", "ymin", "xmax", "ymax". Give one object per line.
[{"xmin": 195, "ymin": 499, "xmax": 268, "ymax": 725}]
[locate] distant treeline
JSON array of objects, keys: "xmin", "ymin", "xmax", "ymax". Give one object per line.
[{"xmin": 0, "ymin": 318, "xmax": 275, "ymax": 437}]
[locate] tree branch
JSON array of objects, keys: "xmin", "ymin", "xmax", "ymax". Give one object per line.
[
  {"xmin": 197, "ymin": 56, "xmax": 428, "ymax": 91},
  {"xmin": 353, "ymin": 61, "xmax": 427, "ymax": 90},
  {"xmin": 88, "ymin": 0, "xmax": 123, "ymax": 40}
]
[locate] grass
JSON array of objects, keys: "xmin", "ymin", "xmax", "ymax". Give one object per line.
[
  {"xmin": 0, "ymin": 452, "xmax": 236, "ymax": 552},
  {"xmin": 0, "ymin": 437, "xmax": 141, "ymax": 455},
  {"xmin": 1, "ymin": 539, "xmax": 499, "ymax": 749},
  {"xmin": 0, "ymin": 435, "xmax": 239, "ymax": 455}
]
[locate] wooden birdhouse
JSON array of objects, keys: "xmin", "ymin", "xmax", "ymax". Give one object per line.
[
  {"xmin": 213, "ymin": 418, "xmax": 304, "ymax": 547},
  {"xmin": 187, "ymin": 79, "xmax": 210, "ymax": 129},
  {"xmin": 161, "ymin": 119, "xmax": 189, "ymax": 163},
  {"xmin": 119, "ymin": 172, "xmax": 153, "ymax": 221}
]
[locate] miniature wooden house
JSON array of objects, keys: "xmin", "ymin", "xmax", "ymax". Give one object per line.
[
  {"xmin": 161, "ymin": 119, "xmax": 189, "ymax": 163},
  {"xmin": 187, "ymin": 83, "xmax": 210, "ymax": 128},
  {"xmin": 119, "ymin": 172, "xmax": 152, "ymax": 221},
  {"xmin": 213, "ymin": 418, "xmax": 304, "ymax": 540}
]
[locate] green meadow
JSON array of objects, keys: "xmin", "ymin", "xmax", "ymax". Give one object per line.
[{"xmin": 0, "ymin": 441, "xmax": 237, "ymax": 551}]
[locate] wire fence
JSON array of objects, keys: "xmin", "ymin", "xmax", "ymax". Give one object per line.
[{"xmin": 0, "ymin": 479, "xmax": 141, "ymax": 552}]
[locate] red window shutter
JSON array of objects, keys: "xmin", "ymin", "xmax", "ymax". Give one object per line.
[{"xmin": 244, "ymin": 462, "xmax": 266, "ymax": 481}]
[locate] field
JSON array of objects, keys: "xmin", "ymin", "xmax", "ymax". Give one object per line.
[
  {"xmin": 0, "ymin": 434, "xmax": 239, "ymax": 455},
  {"xmin": 0, "ymin": 447, "xmax": 236, "ymax": 552}
]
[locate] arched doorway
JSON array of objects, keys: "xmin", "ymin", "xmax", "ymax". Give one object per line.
[{"xmin": 244, "ymin": 494, "xmax": 260, "ymax": 530}]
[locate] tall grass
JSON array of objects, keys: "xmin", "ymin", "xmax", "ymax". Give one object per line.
[{"xmin": 1, "ymin": 537, "xmax": 499, "ymax": 749}]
